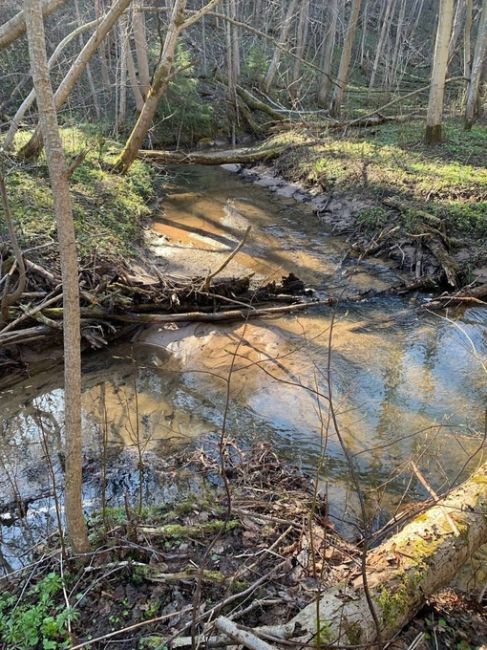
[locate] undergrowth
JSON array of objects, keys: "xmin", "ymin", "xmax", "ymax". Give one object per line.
[{"xmin": 1, "ymin": 126, "xmax": 155, "ymax": 260}]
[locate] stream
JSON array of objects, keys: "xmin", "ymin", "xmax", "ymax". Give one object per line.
[{"xmin": 1, "ymin": 165, "xmax": 486, "ymax": 570}]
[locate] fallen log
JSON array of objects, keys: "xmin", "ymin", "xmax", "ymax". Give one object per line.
[
  {"xmin": 422, "ymin": 282, "xmax": 487, "ymax": 310},
  {"xmin": 138, "ymin": 141, "xmax": 288, "ymax": 166},
  {"xmin": 250, "ymin": 459, "xmax": 487, "ymax": 647}
]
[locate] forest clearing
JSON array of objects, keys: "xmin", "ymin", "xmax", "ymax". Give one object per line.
[{"xmin": 0, "ymin": 0, "xmax": 486, "ymax": 648}]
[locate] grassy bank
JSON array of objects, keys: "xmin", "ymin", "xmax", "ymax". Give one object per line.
[
  {"xmin": 269, "ymin": 118, "xmax": 487, "ymax": 282},
  {"xmin": 2, "ymin": 126, "xmax": 156, "ymax": 264}
]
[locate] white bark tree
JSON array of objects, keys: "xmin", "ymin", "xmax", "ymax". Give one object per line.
[
  {"xmin": 465, "ymin": 0, "xmax": 487, "ymax": 129},
  {"xmin": 425, "ymin": 0, "xmax": 455, "ymax": 143},
  {"xmin": 317, "ymin": 0, "xmax": 338, "ymax": 106},
  {"xmin": 23, "ymin": 0, "xmax": 90, "ymax": 554},
  {"xmin": 330, "ymin": 0, "xmax": 362, "ymax": 117}
]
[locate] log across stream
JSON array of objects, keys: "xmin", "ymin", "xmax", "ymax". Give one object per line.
[{"xmin": 0, "ymin": 165, "xmax": 486, "ymax": 575}]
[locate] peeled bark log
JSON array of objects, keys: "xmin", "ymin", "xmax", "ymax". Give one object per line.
[
  {"xmin": 258, "ymin": 459, "xmax": 487, "ymax": 647},
  {"xmin": 138, "ymin": 141, "xmax": 287, "ymax": 165}
]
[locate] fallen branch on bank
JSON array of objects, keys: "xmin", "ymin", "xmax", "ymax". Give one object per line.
[{"xmin": 422, "ymin": 282, "xmax": 487, "ymax": 310}]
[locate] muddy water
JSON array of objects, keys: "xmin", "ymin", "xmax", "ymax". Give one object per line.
[{"xmin": 1, "ymin": 165, "xmax": 486, "ymax": 567}]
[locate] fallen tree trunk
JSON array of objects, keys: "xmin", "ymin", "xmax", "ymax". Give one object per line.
[
  {"xmin": 138, "ymin": 141, "xmax": 287, "ymax": 165},
  {"xmin": 253, "ymin": 459, "xmax": 487, "ymax": 647}
]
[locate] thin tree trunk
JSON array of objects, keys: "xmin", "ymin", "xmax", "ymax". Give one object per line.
[
  {"xmin": 0, "ymin": 0, "xmax": 66, "ymax": 51},
  {"xmin": 425, "ymin": 0, "xmax": 455, "ymax": 143},
  {"xmin": 318, "ymin": 0, "xmax": 338, "ymax": 106},
  {"xmin": 369, "ymin": 0, "xmax": 395, "ymax": 89},
  {"xmin": 115, "ymin": 0, "xmax": 224, "ymax": 173},
  {"xmin": 19, "ymin": 0, "xmax": 133, "ymax": 160},
  {"xmin": 464, "ymin": 0, "xmax": 487, "ymax": 129},
  {"xmin": 116, "ymin": 12, "xmax": 128, "ymax": 130},
  {"xmin": 262, "ymin": 0, "xmax": 297, "ymax": 93},
  {"xmin": 330, "ymin": 0, "xmax": 362, "ymax": 117},
  {"xmin": 3, "ymin": 17, "xmax": 101, "ymax": 151},
  {"xmin": 127, "ymin": 44, "xmax": 145, "ymax": 111},
  {"xmin": 290, "ymin": 0, "xmax": 309, "ymax": 101},
  {"xmin": 132, "ymin": 1, "xmax": 150, "ymax": 97},
  {"xmin": 464, "ymin": 0, "xmax": 473, "ymax": 77},
  {"xmin": 74, "ymin": 0, "xmax": 101, "ymax": 120},
  {"xmin": 448, "ymin": 0, "xmax": 466, "ymax": 63},
  {"xmin": 23, "ymin": 0, "xmax": 89, "ymax": 555}
]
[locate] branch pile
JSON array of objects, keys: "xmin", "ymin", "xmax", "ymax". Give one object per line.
[{"xmin": 0, "ymin": 242, "xmax": 325, "ymax": 379}]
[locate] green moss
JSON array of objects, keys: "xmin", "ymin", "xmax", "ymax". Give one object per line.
[
  {"xmin": 2, "ymin": 126, "xmax": 155, "ymax": 260},
  {"xmin": 377, "ymin": 583, "xmax": 409, "ymax": 627}
]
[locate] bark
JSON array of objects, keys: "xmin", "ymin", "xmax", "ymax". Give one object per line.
[
  {"xmin": 257, "ymin": 458, "xmax": 487, "ymax": 646},
  {"xmin": 425, "ymin": 0, "xmax": 455, "ymax": 143},
  {"xmin": 262, "ymin": 0, "xmax": 297, "ymax": 93},
  {"xmin": 4, "ymin": 17, "xmax": 101, "ymax": 151},
  {"xmin": 330, "ymin": 0, "xmax": 362, "ymax": 117},
  {"xmin": 317, "ymin": 0, "xmax": 338, "ymax": 106},
  {"xmin": 464, "ymin": 0, "xmax": 487, "ymax": 129},
  {"xmin": 464, "ymin": 0, "xmax": 473, "ymax": 77},
  {"xmin": 19, "ymin": 0, "xmax": 133, "ymax": 161},
  {"xmin": 127, "ymin": 44, "xmax": 145, "ymax": 112},
  {"xmin": 23, "ymin": 0, "xmax": 89, "ymax": 554},
  {"xmin": 136, "ymin": 140, "xmax": 287, "ymax": 165},
  {"xmin": 290, "ymin": 0, "xmax": 310, "ymax": 100},
  {"xmin": 115, "ymin": 0, "xmax": 224, "ymax": 173},
  {"xmin": 448, "ymin": 0, "xmax": 466, "ymax": 63},
  {"xmin": 74, "ymin": 0, "xmax": 100, "ymax": 120},
  {"xmin": 116, "ymin": 11, "xmax": 129, "ymax": 130},
  {"xmin": 369, "ymin": 0, "xmax": 395, "ymax": 89},
  {"xmin": 132, "ymin": 1, "xmax": 150, "ymax": 97},
  {"xmin": 0, "ymin": 0, "xmax": 66, "ymax": 51}
]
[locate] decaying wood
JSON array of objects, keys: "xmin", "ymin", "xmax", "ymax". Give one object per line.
[
  {"xmin": 251, "ymin": 459, "xmax": 487, "ymax": 647},
  {"xmin": 138, "ymin": 141, "xmax": 288, "ymax": 165}
]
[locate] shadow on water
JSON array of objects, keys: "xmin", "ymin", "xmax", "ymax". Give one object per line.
[{"xmin": 0, "ymin": 165, "xmax": 486, "ymax": 568}]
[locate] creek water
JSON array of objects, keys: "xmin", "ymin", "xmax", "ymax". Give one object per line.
[{"xmin": 1, "ymin": 165, "xmax": 486, "ymax": 570}]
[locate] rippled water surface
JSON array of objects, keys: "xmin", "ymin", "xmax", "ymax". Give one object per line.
[{"xmin": 1, "ymin": 165, "xmax": 486, "ymax": 566}]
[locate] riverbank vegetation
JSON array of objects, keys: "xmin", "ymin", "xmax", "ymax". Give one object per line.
[{"xmin": 0, "ymin": 0, "xmax": 486, "ymax": 647}]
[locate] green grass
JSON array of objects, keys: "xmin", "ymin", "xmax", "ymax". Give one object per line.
[
  {"xmin": 272, "ymin": 118, "xmax": 487, "ymax": 238},
  {"xmin": 2, "ymin": 126, "xmax": 155, "ymax": 261}
]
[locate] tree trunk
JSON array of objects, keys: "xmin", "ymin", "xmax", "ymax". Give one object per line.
[
  {"xmin": 289, "ymin": 0, "xmax": 310, "ymax": 101},
  {"xmin": 369, "ymin": 0, "xmax": 395, "ymax": 89},
  {"xmin": 330, "ymin": 0, "xmax": 362, "ymax": 117},
  {"xmin": 464, "ymin": 0, "xmax": 487, "ymax": 129},
  {"xmin": 317, "ymin": 0, "xmax": 338, "ymax": 106},
  {"xmin": 258, "ymin": 458, "xmax": 487, "ymax": 646},
  {"xmin": 448, "ymin": 0, "xmax": 466, "ymax": 63},
  {"xmin": 262, "ymin": 0, "xmax": 297, "ymax": 93},
  {"xmin": 116, "ymin": 11, "xmax": 129, "ymax": 131},
  {"xmin": 464, "ymin": 0, "xmax": 473, "ymax": 77},
  {"xmin": 115, "ymin": 0, "xmax": 224, "ymax": 173},
  {"xmin": 0, "ymin": 0, "xmax": 66, "ymax": 51},
  {"xmin": 425, "ymin": 0, "xmax": 455, "ymax": 143},
  {"xmin": 19, "ymin": 0, "xmax": 133, "ymax": 161},
  {"xmin": 137, "ymin": 140, "xmax": 287, "ymax": 165},
  {"xmin": 74, "ymin": 0, "xmax": 101, "ymax": 120},
  {"xmin": 3, "ymin": 17, "xmax": 101, "ymax": 151},
  {"xmin": 132, "ymin": 1, "xmax": 150, "ymax": 98},
  {"xmin": 23, "ymin": 0, "xmax": 89, "ymax": 554}
]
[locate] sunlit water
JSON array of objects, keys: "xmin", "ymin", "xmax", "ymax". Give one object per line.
[{"xmin": 0, "ymin": 166, "xmax": 486, "ymax": 569}]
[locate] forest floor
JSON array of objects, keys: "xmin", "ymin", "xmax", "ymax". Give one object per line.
[{"xmin": 0, "ymin": 442, "xmax": 485, "ymax": 650}]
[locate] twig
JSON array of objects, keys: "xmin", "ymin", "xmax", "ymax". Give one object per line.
[
  {"xmin": 410, "ymin": 462, "xmax": 460, "ymax": 536},
  {"xmin": 201, "ymin": 225, "xmax": 251, "ymax": 291},
  {"xmin": 214, "ymin": 617, "xmax": 275, "ymax": 650}
]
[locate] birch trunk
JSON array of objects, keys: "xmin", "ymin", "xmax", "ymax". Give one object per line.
[
  {"xmin": 23, "ymin": 0, "xmax": 89, "ymax": 554},
  {"xmin": 464, "ymin": 0, "xmax": 487, "ymax": 129},
  {"xmin": 262, "ymin": 0, "xmax": 297, "ymax": 93},
  {"xmin": 318, "ymin": 0, "xmax": 338, "ymax": 106},
  {"xmin": 0, "ymin": 0, "xmax": 66, "ymax": 51},
  {"xmin": 19, "ymin": 0, "xmax": 133, "ymax": 160},
  {"xmin": 258, "ymin": 458, "xmax": 487, "ymax": 646},
  {"xmin": 330, "ymin": 0, "xmax": 362, "ymax": 117},
  {"xmin": 425, "ymin": 0, "xmax": 455, "ymax": 143}
]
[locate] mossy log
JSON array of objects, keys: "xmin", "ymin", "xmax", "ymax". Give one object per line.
[
  {"xmin": 138, "ymin": 519, "xmax": 240, "ymax": 539},
  {"xmin": 254, "ymin": 460, "xmax": 487, "ymax": 647},
  {"xmin": 138, "ymin": 141, "xmax": 287, "ymax": 166}
]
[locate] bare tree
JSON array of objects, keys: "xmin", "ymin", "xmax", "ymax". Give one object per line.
[
  {"xmin": 330, "ymin": 0, "xmax": 362, "ymax": 117},
  {"xmin": 19, "ymin": 0, "xmax": 133, "ymax": 160},
  {"xmin": 262, "ymin": 0, "xmax": 297, "ymax": 93},
  {"xmin": 425, "ymin": 0, "xmax": 455, "ymax": 143},
  {"xmin": 0, "ymin": 0, "xmax": 66, "ymax": 51},
  {"xmin": 115, "ymin": 0, "xmax": 224, "ymax": 173},
  {"xmin": 317, "ymin": 0, "xmax": 338, "ymax": 106},
  {"xmin": 23, "ymin": 0, "xmax": 90, "ymax": 554},
  {"xmin": 465, "ymin": 0, "xmax": 487, "ymax": 129},
  {"xmin": 132, "ymin": 1, "xmax": 150, "ymax": 98}
]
